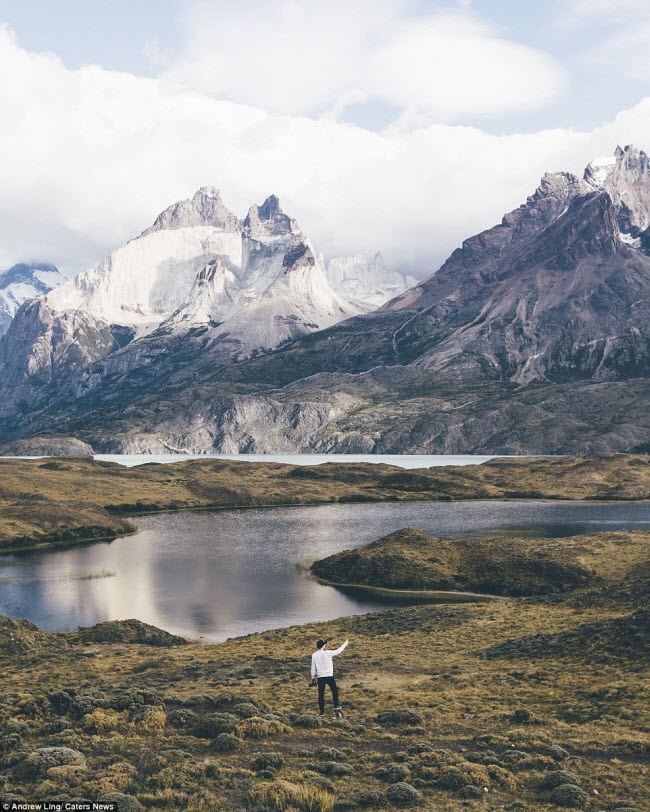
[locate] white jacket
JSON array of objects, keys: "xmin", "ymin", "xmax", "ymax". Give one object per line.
[{"xmin": 311, "ymin": 641, "xmax": 348, "ymax": 678}]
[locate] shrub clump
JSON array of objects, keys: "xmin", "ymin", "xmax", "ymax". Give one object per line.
[
  {"xmin": 210, "ymin": 733, "xmax": 240, "ymax": 753},
  {"xmin": 436, "ymin": 766, "xmax": 467, "ymax": 790},
  {"xmin": 14, "ymin": 747, "xmax": 86, "ymax": 779},
  {"xmin": 192, "ymin": 712, "xmax": 238, "ymax": 738},
  {"xmin": 82, "ymin": 708, "xmax": 124, "ymax": 734},
  {"xmin": 386, "ymin": 763, "xmax": 411, "ymax": 783},
  {"xmin": 253, "ymin": 751, "xmax": 284, "ymax": 771},
  {"xmin": 549, "ymin": 784, "xmax": 588, "ymax": 808},
  {"xmin": 385, "ymin": 782, "xmax": 421, "ymax": 805},
  {"xmin": 357, "ymin": 790, "xmax": 386, "ymax": 807},
  {"xmin": 376, "ymin": 709, "xmax": 424, "ymax": 727},
  {"xmin": 541, "ymin": 770, "xmax": 581, "ymax": 791},
  {"xmin": 237, "ymin": 717, "xmax": 287, "ymax": 740},
  {"xmin": 314, "ymin": 761, "xmax": 354, "ymax": 776},
  {"xmin": 315, "ymin": 746, "xmax": 346, "ymax": 761},
  {"xmin": 230, "ymin": 702, "xmax": 259, "ymax": 719},
  {"xmin": 546, "ymin": 745, "xmax": 570, "ymax": 762},
  {"xmin": 248, "ymin": 780, "xmax": 334, "ymax": 812},
  {"xmin": 292, "ymin": 714, "xmax": 322, "ymax": 728},
  {"xmin": 131, "ymin": 706, "xmax": 166, "ymax": 732},
  {"xmin": 96, "ymin": 793, "xmax": 143, "ymax": 811},
  {"xmin": 458, "ymin": 785, "xmax": 484, "ymax": 799}
]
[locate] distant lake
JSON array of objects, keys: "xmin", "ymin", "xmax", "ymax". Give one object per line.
[
  {"xmin": 92, "ymin": 453, "xmax": 502, "ymax": 468},
  {"xmin": 0, "ymin": 500, "xmax": 647, "ymax": 641}
]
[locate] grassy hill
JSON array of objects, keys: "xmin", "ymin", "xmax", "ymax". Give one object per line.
[{"xmin": 311, "ymin": 528, "xmax": 650, "ymax": 597}]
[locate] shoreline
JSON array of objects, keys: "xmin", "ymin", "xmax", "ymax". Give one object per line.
[
  {"xmin": 304, "ymin": 565, "xmax": 507, "ymax": 603},
  {"xmin": 2, "ymin": 493, "xmax": 649, "ymax": 555}
]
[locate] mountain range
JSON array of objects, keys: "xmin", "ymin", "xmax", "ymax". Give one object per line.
[{"xmin": 0, "ymin": 145, "xmax": 648, "ymax": 454}]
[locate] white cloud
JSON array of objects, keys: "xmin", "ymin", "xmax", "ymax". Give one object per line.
[
  {"xmin": 0, "ymin": 23, "xmax": 650, "ymax": 279},
  {"xmin": 165, "ymin": 0, "xmax": 565, "ymax": 122}
]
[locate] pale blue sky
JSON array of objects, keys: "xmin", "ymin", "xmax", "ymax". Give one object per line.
[
  {"xmin": 1, "ymin": 0, "xmax": 649, "ymax": 273},
  {"xmin": 1, "ymin": 0, "xmax": 648, "ymax": 133}
]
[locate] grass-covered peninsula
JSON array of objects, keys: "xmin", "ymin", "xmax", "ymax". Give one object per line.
[
  {"xmin": 1, "ymin": 524, "xmax": 648, "ymax": 811},
  {"xmin": 310, "ymin": 528, "xmax": 650, "ymax": 597},
  {"xmin": 0, "ymin": 453, "xmax": 648, "ymax": 552}
]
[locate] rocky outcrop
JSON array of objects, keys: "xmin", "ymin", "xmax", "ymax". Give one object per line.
[
  {"xmin": 139, "ymin": 186, "xmax": 241, "ymax": 235},
  {"xmin": 0, "ymin": 436, "xmax": 94, "ymax": 456}
]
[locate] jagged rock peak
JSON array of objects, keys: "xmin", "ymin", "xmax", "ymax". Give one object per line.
[
  {"xmin": 243, "ymin": 195, "xmax": 301, "ymax": 240},
  {"xmin": 584, "ymin": 144, "xmax": 650, "ymax": 233},
  {"xmin": 584, "ymin": 144, "xmax": 649, "ymax": 188},
  {"xmin": 140, "ymin": 186, "xmax": 241, "ymax": 237}
]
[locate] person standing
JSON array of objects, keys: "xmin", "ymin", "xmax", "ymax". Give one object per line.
[{"xmin": 310, "ymin": 637, "xmax": 349, "ymax": 718}]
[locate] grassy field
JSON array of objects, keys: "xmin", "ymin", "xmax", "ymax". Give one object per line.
[
  {"xmin": 0, "ymin": 527, "xmax": 647, "ymax": 811},
  {"xmin": 0, "ymin": 453, "xmax": 648, "ymax": 552}
]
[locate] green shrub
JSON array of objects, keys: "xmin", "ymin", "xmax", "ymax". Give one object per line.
[
  {"xmin": 192, "ymin": 712, "xmax": 238, "ymax": 738},
  {"xmin": 237, "ymin": 717, "xmax": 287, "ymax": 740},
  {"xmin": 546, "ymin": 745, "xmax": 570, "ymax": 762},
  {"xmin": 458, "ymin": 785, "xmax": 484, "ymax": 799},
  {"xmin": 314, "ymin": 761, "xmax": 353, "ymax": 776},
  {"xmin": 385, "ymin": 782, "xmax": 421, "ymax": 805},
  {"xmin": 436, "ymin": 766, "xmax": 467, "ymax": 790},
  {"xmin": 167, "ymin": 708, "xmax": 198, "ymax": 728},
  {"xmin": 253, "ymin": 751, "xmax": 284, "ymax": 771},
  {"xmin": 386, "ymin": 764, "xmax": 411, "ymax": 783},
  {"xmin": 210, "ymin": 733, "xmax": 240, "ymax": 753},
  {"xmin": 248, "ymin": 779, "xmax": 335, "ymax": 812},
  {"xmin": 549, "ymin": 784, "xmax": 588, "ymax": 808},
  {"xmin": 541, "ymin": 770, "xmax": 581, "ymax": 790},
  {"xmin": 357, "ymin": 790, "xmax": 386, "ymax": 807},
  {"xmin": 13, "ymin": 747, "xmax": 86, "ymax": 779},
  {"xmin": 376, "ymin": 709, "xmax": 424, "ymax": 727},
  {"xmin": 96, "ymin": 793, "xmax": 143, "ymax": 811},
  {"xmin": 231, "ymin": 702, "xmax": 258, "ymax": 718}
]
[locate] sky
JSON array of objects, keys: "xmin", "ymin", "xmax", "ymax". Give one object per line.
[{"xmin": 1, "ymin": 0, "xmax": 650, "ymax": 276}]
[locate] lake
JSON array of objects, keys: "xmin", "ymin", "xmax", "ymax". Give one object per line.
[
  {"xmin": 1, "ymin": 453, "xmax": 503, "ymax": 467},
  {"xmin": 1, "ymin": 499, "xmax": 647, "ymax": 641},
  {"xmin": 96, "ymin": 453, "xmax": 502, "ymax": 467}
]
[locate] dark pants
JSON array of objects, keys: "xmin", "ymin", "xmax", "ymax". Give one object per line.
[{"xmin": 317, "ymin": 676, "xmax": 339, "ymax": 714}]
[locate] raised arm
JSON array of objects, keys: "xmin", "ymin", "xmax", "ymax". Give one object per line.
[{"xmin": 331, "ymin": 640, "xmax": 349, "ymax": 656}]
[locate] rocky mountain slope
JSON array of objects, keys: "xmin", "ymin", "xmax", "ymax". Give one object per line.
[
  {"xmin": 0, "ymin": 146, "xmax": 648, "ymax": 453},
  {"xmin": 0, "ymin": 189, "xmax": 411, "ymax": 429},
  {"xmin": 0, "ymin": 262, "xmax": 66, "ymax": 336}
]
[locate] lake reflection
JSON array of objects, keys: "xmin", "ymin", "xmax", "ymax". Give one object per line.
[{"xmin": 1, "ymin": 500, "xmax": 648, "ymax": 641}]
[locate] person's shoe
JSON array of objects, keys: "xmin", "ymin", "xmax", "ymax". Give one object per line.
[{"xmin": 334, "ymin": 707, "xmax": 345, "ymax": 720}]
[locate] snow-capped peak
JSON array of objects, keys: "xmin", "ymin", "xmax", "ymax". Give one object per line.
[
  {"xmin": 325, "ymin": 252, "xmax": 417, "ymax": 310},
  {"xmin": 0, "ymin": 262, "xmax": 66, "ymax": 336},
  {"xmin": 584, "ymin": 154, "xmax": 617, "ymax": 188}
]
